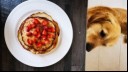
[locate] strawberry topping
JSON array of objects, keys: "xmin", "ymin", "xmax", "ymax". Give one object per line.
[
  {"xmin": 42, "ymin": 20, "xmax": 48, "ymax": 26},
  {"xmin": 34, "ymin": 18, "xmax": 40, "ymax": 24},
  {"xmin": 42, "ymin": 30, "xmax": 47, "ymax": 35},
  {"xmin": 27, "ymin": 39, "xmax": 33, "ymax": 45}
]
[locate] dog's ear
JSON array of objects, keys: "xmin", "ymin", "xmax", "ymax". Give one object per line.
[
  {"xmin": 87, "ymin": 12, "xmax": 119, "ymax": 27},
  {"xmin": 88, "ymin": 12, "xmax": 110, "ymax": 24},
  {"xmin": 87, "ymin": 12, "xmax": 109, "ymax": 28}
]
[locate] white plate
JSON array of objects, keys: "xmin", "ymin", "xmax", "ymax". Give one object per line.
[{"xmin": 4, "ymin": 0, "xmax": 73, "ymax": 67}]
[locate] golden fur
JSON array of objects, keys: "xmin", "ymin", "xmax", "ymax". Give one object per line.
[{"xmin": 86, "ymin": 6, "xmax": 127, "ymax": 52}]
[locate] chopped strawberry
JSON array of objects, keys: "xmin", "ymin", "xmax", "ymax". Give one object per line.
[
  {"xmin": 27, "ymin": 39, "xmax": 33, "ymax": 45},
  {"xmin": 41, "ymin": 41, "xmax": 45, "ymax": 45},
  {"xmin": 48, "ymin": 33, "xmax": 55, "ymax": 38},
  {"xmin": 43, "ymin": 26, "xmax": 48, "ymax": 30},
  {"xmin": 44, "ymin": 39, "xmax": 49, "ymax": 44},
  {"xmin": 50, "ymin": 27, "xmax": 56, "ymax": 32},
  {"xmin": 26, "ymin": 32, "xmax": 32, "ymax": 36},
  {"xmin": 42, "ymin": 35, "xmax": 47, "ymax": 40},
  {"xmin": 31, "ymin": 24, "xmax": 36, "ymax": 28},
  {"xmin": 47, "ymin": 28, "xmax": 52, "ymax": 32},
  {"xmin": 34, "ymin": 18, "xmax": 40, "ymax": 24},
  {"xmin": 33, "ymin": 30, "xmax": 38, "ymax": 36},
  {"xmin": 36, "ymin": 33, "xmax": 41, "ymax": 38},
  {"xmin": 42, "ymin": 30, "xmax": 47, "ymax": 35},
  {"xmin": 42, "ymin": 20, "xmax": 48, "ymax": 26},
  {"xmin": 33, "ymin": 38, "xmax": 37, "ymax": 43},
  {"xmin": 36, "ymin": 27, "xmax": 40, "ymax": 32},
  {"xmin": 47, "ymin": 27, "xmax": 55, "ymax": 32},
  {"xmin": 51, "ymin": 27, "xmax": 55, "ymax": 32},
  {"xmin": 26, "ymin": 27, "xmax": 30, "ymax": 32},
  {"xmin": 36, "ymin": 42, "xmax": 42, "ymax": 47},
  {"xmin": 26, "ymin": 25, "xmax": 32, "ymax": 32}
]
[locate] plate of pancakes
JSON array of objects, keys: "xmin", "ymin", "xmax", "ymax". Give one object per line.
[{"xmin": 4, "ymin": 0, "xmax": 73, "ymax": 67}]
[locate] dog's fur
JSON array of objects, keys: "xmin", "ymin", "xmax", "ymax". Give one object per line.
[{"xmin": 86, "ymin": 6, "xmax": 127, "ymax": 52}]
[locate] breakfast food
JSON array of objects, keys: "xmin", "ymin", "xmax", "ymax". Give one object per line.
[{"xmin": 18, "ymin": 12, "xmax": 60, "ymax": 54}]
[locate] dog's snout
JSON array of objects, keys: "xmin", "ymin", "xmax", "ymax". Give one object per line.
[{"xmin": 86, "ymin": 43, "xmax": 94, "ymax": 52}]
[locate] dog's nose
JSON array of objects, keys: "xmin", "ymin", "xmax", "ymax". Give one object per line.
[{"xmin": 86, "ymin": 43, "xmax": 94, "ymax": 52}]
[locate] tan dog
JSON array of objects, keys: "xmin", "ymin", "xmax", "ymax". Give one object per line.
[{"xmin": 86, "ymin": 6, "xmax": 127, "ymax": 52}]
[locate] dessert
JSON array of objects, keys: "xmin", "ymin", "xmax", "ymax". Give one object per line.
[{"xmin": 18, "ymin": 12, "xmax": 60, "ymax": 54}]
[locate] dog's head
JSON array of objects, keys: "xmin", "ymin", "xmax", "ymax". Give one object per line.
[{"xmin": 86, "ymin": 10, "xmax": 121, "ymax": 52}]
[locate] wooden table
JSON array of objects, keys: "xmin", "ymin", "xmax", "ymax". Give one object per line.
[{"xmin": 0, "ymin": 0, "xmax": 88, "ymax": 71}]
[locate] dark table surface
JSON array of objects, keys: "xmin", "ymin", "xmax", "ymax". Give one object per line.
[{"xmin": 0, "ymin": 0, "xmax": 88, "ymax": 71}]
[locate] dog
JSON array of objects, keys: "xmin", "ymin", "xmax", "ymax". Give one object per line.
[{"xmin": 86, "ymin": 6, "xmax": 127, "ymax": 52}]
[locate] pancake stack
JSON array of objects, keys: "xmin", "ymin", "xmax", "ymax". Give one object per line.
[{"xmin": 18, "ymin": 12, "xmax": 60, "ymax": 54}]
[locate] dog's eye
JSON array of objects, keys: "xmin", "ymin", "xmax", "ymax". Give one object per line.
[
  {"xmin": 100, "ymin": 30, "xmax": 106, "ymax": 38},
  {"xmin": 103, "ymin": 43, "xmax": 106, "ymax": 46}
]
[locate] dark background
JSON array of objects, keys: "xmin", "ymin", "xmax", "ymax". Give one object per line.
[{"xmin": 0, "ymin": 0, "xmax": 88, "ymax": 71}]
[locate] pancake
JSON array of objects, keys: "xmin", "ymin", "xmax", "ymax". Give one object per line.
[{"xmin": 18, "ymin": 12, "xmax": 60, "ymax": 54}]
